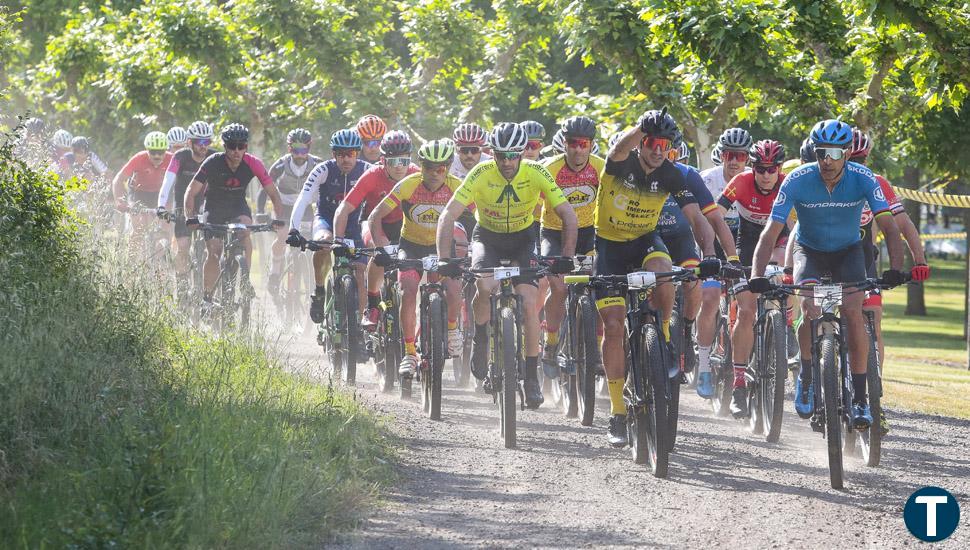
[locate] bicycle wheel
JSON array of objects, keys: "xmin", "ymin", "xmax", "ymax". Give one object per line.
[
  {"xmin": 763, "ymin": 309, "xmax": 788, "ymax": 443},
  {"xmin": 454, "ymin": 284, "xmax": 474, "ymax": 387},
  {"xmin": 426, "ymin": 292, "xmax": 446, "ymax": 420},
  {"xmin": 221, "ymin": 256, "xmax": 238, "ymax": 331},
  {"xmin": 499, "ymin": 307, "xmax": 518, "ymax": 449},
  {"xmin": 378, "ymin": 307, "xmax": 398, "ymax": 394},
  {"xmin": 820, "ymin": 334, "xmax": 844, "ymax": 489},
  {"xmin": 239, "ymin": 256, "xmax": 252, "ymax": 330},
  {"xmin": 861, "ymin": 319, "xmax": 882, "ymax": 467},
  {"xmin": 576, "ymin": 295, "xmax": 598, "ymax": 427},
  {"xmin": 557, "ymin": 307, "xmax": 578, "ymax": 418},
  {"xmin": 341, "ymin": 274, "xmax": 359, "ymax": 386},
  {"xmin": 631, "ymin": 324, "xmax": 669, "ymax": 477},
  {"xmin": 711, "ymin": 300, "xmax": 733, "ymax": 417}
]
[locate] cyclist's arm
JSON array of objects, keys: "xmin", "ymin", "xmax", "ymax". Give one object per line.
[
  {"xmin": 874, "ymin": 213, "xmax": 904, "ymax": 271},
  {"xmin": 705, "ymin": 208, "xmax": 738, "ymax": 258},
  {"xmin": 249, "ymin": 158, "xmax": 283, "ymax": 221},
  {"xmin": 683, "ymin": 203, "xmax": 715, "ymax": 257},
  {"xmin": 436, "ymin": 199, "xmax": 467, "ymax": 260},
  {"xmin": 157, "ymin": 155, "xmax": 180, "ymax": 208},
  {"xmin": 752, "ymin": 221, "xmax": 786, "ymax": 277},
  {"xmin": 892, "ymin": 211, "xmax": 926, "ymax": 264},
  {"xmin": 333, "ymin": 201, "xmax": 356, "ymax": 239},
  {"xmin": 366, "ymin": 200, "xmax": 394, "ymax": 247},
  {"xmin": 290, "ymin": 164, "xmax": 325, "ymax": 231},
  {"xmin": 184, "ymin": 179, "xmax": 204, "ymax": 219},
  {"xmin": 111, "ymin": 158, "xmax": 136, "ymax": 202},
  {"xmin": 552, "ymin": 202, "xmax": 578, "ymax": 256},
  {"xmin": 608, "ymin": 126, "xmax": 641, "ymax": 162}
]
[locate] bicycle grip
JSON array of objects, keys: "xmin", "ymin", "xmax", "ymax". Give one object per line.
[{"xmin": 564, "ymin": 275, "xmax": 590, "ymax": 284}]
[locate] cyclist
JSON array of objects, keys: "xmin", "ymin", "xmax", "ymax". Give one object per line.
[
  {"xmin": 538, "ymin": 116, "xmax": 603, "ymax": 377},
  {"xmin": 184, "ymin": 123, "xmax": 286, "ymax": 308},
  {"xmin": 356, "ymin": 114, "xmax": 387, "ymax": 164},
  {"xmin": 450, "ymin": 123, "xmax": 491, "ymax": 180},
  {"xmin": 156, "ymin": 121, "xmax": 218, "ymax": 302},
  {"xmin": 716, "ymin": 139, "xmax": 790, "ymax": 417},
  {"xmin": 287, "ymin": 129, "xmax": 373, "ymax": 323},
  {"xmin": 266, "ymin": 128, "xmax": 325, "ymax": 297},
  {"xmin": 167, "ymin": 126, "xmax": 189, "ymax": 152},
  {"xmin": 520, "ymin": 120, "xmax": 546, "ymax": 162},
  {"xmin": 50, "ymin": 129, "xmax": 73, "ymax": 167},
  {"xmin": 15, "ymin": 117, "xmax": 47, "ymax": 163},
  {"xmin": 748, "ymin": 119, "xmax": 907, "ymax": 430},
  {"xmin": 368, "ymin": 139, "xmax": 465, "ymax": 374},
  {"xmin": 436, "ymin": 122, "xmax": 578, "ymax": 409},
  {"xmin": 112, "ymin": 131, "xmax": 173, "ymax": 249},
  {"xmin": 57, "ymin": 136, "xmax": 110, "ymax": 182},
  {"xmin": 595, "ymin": 108, "xmax": 717, "ymax": 447},
  {"xmin": 337, "ymin": 130, "xmax": 419, "ymax": 328},
  {"xmin": 702, "ymin": 128, "xmax": 752, "ymax": 257}
]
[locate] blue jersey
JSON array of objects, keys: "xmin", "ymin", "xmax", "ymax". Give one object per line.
[
  {"xmin": 288, "ymin": 158, "xmax": 372, "ymax": 234},
  {"xmin": 657, "ymin": 163, "xmax": 714, "ymax": 237},
  {"xmin": 770, "ymin": 162, "xmax": 890, "ymax": 252}
]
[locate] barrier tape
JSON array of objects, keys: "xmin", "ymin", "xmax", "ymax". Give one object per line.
[
  {"xmin": 877, "ymin": 231, "xmax": 966, "ymax": 243},
  {"xmin": 892, "ymin": 186, "xmax": 970, "ymax": 208}
]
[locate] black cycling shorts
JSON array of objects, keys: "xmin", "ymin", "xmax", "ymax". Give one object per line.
[
  {"xmin": 128, "ymin": 189, "xmax": 159, "ymax": 209},
  {"xmin": 792, "ymin": 240, "xmax": 866, "ymax": 285},
  {"xmin": 471, "ymin": 225, "xmax": 537, "ymax": 286},
  {"xmin": 660, "ymin": 228, "xmax": 700, "ymax": 268},
  {"xmin": 540, "ymin": 226, "xmax": 596, "ymax": 257}
]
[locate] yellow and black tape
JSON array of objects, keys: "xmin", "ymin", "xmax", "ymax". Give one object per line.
[
  {"xmin": 892, "ymin": 186, "xmax": 970, "ymax": 208},
  {"xmin": 877, "ymin": 231, "xmax": 966, "ymax": 243}
]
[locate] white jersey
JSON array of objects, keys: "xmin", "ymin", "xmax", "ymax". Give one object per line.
[
  {"xmin": 449, "ymin": 151, "xmax": 492, "ymax": 180},
  {"xmin": 701, "ymin": 166, "xmax": 748, "ymax": 230}
]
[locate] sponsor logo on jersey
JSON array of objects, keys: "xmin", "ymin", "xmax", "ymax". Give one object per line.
[
  {"xmin": 411, "ymin": 204, "xmax": 443, "ymax": 226},
  {"xmin": 874, "ymin": 187, "xmax": 886, "ymax": 202},
  {"xmin": 773, "ymin": 191, "xmax": 787, "ymax": 206},
  {"xmin": 802, "ymin": 199, "xmax": 864, "ymax": 208},
  {"xmin": 564, "ymin": 185, "xmax": 596, "ymax": 207}
]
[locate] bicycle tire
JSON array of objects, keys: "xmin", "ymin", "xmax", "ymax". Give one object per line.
[
  {"xmin": 428, "ymin": 292, "xmax": 446, "ymax": 420},
  {"xmin": 379, "ymin": 307, "xmax": 399, "ymax": 394},
  {"xmin": 500, "ymin": 307, "xmax": 518, "ymax": 450},
  {"xmin": 820, "ymin": 334, "xmax": 844, "ymax": 489},
  {"xmin": 577, "ymin": 295, "xmax": 598, "ymax": 427},
  {"xmin": 220, "ymin": 255, "xmax": 238, "ymax": 331},
  {"xmin": 645, "ymin": 325, "xmax": 670, "ymax": 477},
  {"xmin": 862, "ymin": 318, "xmax": 882, "ymax": 467},
  {"xmin": 341, "ymin": 274, "xmax": 359, "ymax": 386},
  {"xmin": 455, "ymin": 285, "xmax": 474, "ymax": 387},
  {"xmin": 239, "ymin": 256, "xmax": 252, "ymax": 330},
  {"xmin": 558, "ymin": 307, "xmax": 578, "ymax": 418},
  {"xmin": 762, "ymin": 310, "xmax": 788, "ymax": 443},
  {"xmin": 711, "ymin": 299, "xmax": 733, "ymax": 417}
]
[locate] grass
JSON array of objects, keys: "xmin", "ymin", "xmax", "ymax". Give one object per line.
[
  {"xmin": 0, "ymin": 142, "xmax": 391, "ymax": 547},
  {"xmin": 880, "ymin": 258, "xmax": 970, "ymax": 418}
]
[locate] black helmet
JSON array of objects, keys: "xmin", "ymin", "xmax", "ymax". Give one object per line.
[
  {"xmin": 220, "ymin": 123, "xmax": 249, "ymax": 143},
  {"xmin": 799, "ymin": 137, "xmax": 815, "ymax": 164},
  {"xmin": 562, "ymin": 116, "xmax": 597, "ymax": 139},
  {"xmin": 287, "ymin": 128, "xmax": 312, "ymax": 144},
  {"xmin": 70, "ymin": 136, "xmax": 90, "ymax": 152},
  {"xmin": 380, "ymin": 130, "xmax": 413, "ymax": 156},
  {"xmin": 639, "ymin": 107, "xmax": 679, "ymax": 139}
]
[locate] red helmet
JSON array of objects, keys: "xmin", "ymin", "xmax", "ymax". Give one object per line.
[
  {"xmin": 849, "ymin": 128, "xmax": 872, "ymax": 159},
  {"xmin": 356, "ymin": 115, "xmax": 386, "ymax": 140},
  {"xmin": 452, "ymin": 123, "xmax": 487, "ymax": 146},
  {"xmin": 749, "ymin": 139, "xmax": 785, "ymax": 165}
]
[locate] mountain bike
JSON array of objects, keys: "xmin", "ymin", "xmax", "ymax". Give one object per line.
[
  {"xmin": 200, "ymin": 221, "xmax": 277, "ymax": 331},
  {"xmin": 274, "ymin": 223, "xmax": 315, "ymax": 334},
  {"xmin": 743, "ymin": 264, "xmax": 789, "ymax": 442},
  {"xmin": 453, "ymin": 277, "xmax": 475, "ymax": 388},
  {"xmin": 366, "ymin": 246, "xmax": 402, "ymax": 395},
  {"xmin": 554, "ymin": 255, "xmax": 598, "ymax": 425},
  {"xmin": 159, "ymin": 209, "xmax": 207, "ymax": 318},
  {"xmin": 709, "ymin": 281, "xmax": 739, "ymax": 417}
]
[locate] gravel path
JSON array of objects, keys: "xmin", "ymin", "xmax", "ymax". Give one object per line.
[{"xmin": 274, "ymin": 327, "xmax": 969, "ymax": 548}]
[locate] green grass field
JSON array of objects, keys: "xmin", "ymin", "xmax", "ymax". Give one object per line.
[{"xmin": 880, "ymin": 258, "xmax": 970, "ymax": 418}]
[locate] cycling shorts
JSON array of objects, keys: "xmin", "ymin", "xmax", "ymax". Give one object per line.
[
  {"xmin": 471, "ymin": 225, "xmax": 538, "ymax": 286},
  {"xmin": 312, "ymin": 217, "xmax": 367, "ymax": 265},
  {"xmin": 363, "ymin": 219, "xmax": 402, "ymax": 247},
  {"xmin": 594, "ymin": 231, "xmax": 671, "ymax": 304},
  {"xmin": 397, "ymin": 237, "xmax": 440, "ymax": 282},
  {"xmin": 540, "ymin": 226, "xmax": 595, "ymax": 257},
  {"xmin": 792, "ymin": 240, "xmax": 866, "ymax": 285},
  {"xmin": 660, "ymin": 228, "xmax": 700, "ymax": 268},
  {"xmin": 128, "ymin": 189, "xmax": 159, "ymax": 209},
  {"xmin": 205, "ymin": 199, "xmax": 252, "ymax": 227},
  {"xmin": 203, "ymin": 213, "xmax": 252, "ymax": 241}
]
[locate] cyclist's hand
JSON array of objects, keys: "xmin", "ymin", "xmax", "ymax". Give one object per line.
[
  {"xmin": 115, "ymin": 198, "xmax": 129, "ymax": 212},
  {"xmin": 697, "ymin": 258, "xmax": 722, "ymax": 278},
  {"xmin": 747, "ymin": 277, "xmax": 772, "ymax": 294},
  {"xmin": 880, "ymin": 268, "xmax": 908, "ymax": 288},
  {"xmin": 285, "ymin": 230, "xmax": 304, "ymax": 247},
  {"xmin": 185, "ymin": 217, "xmax": 201, "ymax": 230},
  {"xmin": 436, "ymin": 259, "xmax": 463, "ymax": 278},
  {"xmin": 271, "ymin": 219, "xmax": 286, "ymax": 229},
  {"xmin": 782, "ymin": 274, "xmax": 794, "ymax": 285},
  {"xmin": 374, "ymin": 250, "xmax": 396, "ymax": 268},
  {"xmin": 155, "ymin": 206, "xmax": 168, "ymax": 220},
  {"xmin": 911, "ymin": 263, "xmax": 930, "ymax": 282},
  {"xmin": 549, "ymin": 256, "xmax": 575, "ymax": 274}
]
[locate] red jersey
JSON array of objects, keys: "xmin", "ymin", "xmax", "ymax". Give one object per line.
[
  {"xmin": 860, "ymin": 174, "xmax": 904, "ymax": 226},
  {"xmin": 118, "ymin": 150, "xmax": 173, "ymax": 192},
  {"xmin": 718, "ymin": 171, "xmax": 789, "ymax": 262},
  {"xmin": 343, "ymin": 163, "xmax": 419, "ymax": 224}
]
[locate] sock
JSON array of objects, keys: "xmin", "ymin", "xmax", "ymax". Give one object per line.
[
  {"xmin": 315, "ymin": 284, "xmax": 326, "ymax": 297},
  {"xmin": 697, "ymin": 345, "xmax": 712, "ymax": 374},
  {"xmin": 661, "ymin": 318, "xmax": 671, "ymax": 342},
  {"xmin": 608, "ymin": 378, "xmax": 625, "ymax": 415},
  {"xmin": 545, "ymin": 330, "xmax": 559, "ymax": 347},
  {"xmin": 852, "ymin": 373, "xmax": 867, "ymax": 404},
  {"xmin": 405, "ymin": 339, "xmax": 416, "ymax": 356},
  {"xmin": 448, "ymin": 320, "xmax": 458, "ymax": 330},
  {"xmin": 799, "ymin": 358, "xmax": 812, "ymax": 385},
  {"xmin": 474, "ymin": 323, "xmax": 488, "ymax": 343},
  {"xmin": 525, "ymin": 356, "xmax": 539, "ymax": 381},
  {"xmin": 733, "ymin": 363, "xmax": 746, "ymax": 388},
  {"xmin": 367, "ymin": 291, "xmax": 380, "ymax": 309}
]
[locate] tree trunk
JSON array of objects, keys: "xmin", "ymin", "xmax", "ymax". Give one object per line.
[{"xmin": 902, "ymin": 167, "xmax": 926, "ymax": 316}]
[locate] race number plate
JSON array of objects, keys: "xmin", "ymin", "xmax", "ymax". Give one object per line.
[
  {"xmin": 627, "ymin": 271, "xmax": 657, "ymax": 287},
  {"xmin": 494, "ymin": 267, "xmax": 520, "ymax": 280},
  {"xmin": 422, "ymin": 255, "xmax": 439, "ymax": 271},
  {"xmin": 813, "ymin": 285, "xmax": 843, "ymax": 311}
]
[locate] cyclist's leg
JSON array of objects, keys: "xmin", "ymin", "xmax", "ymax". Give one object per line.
[
  {"xmin": 311, "ymin": 216, "xmax": 334, "ymax": 288},
  {"xmin": 540, "ymin": 228, "xmax": 567, "ymax": 366},
  {"xmin": 834, "ymin": 243, "xmax": 870, "ymax": 404},
  {"xmin": 593, "ymin": 237, "xmax": 637, "ymax": 429},
  {"xmin": 641, "ymin": 233, "xmax": 674, "ymax": 342},
  {"xmin": 202, "ymin": 231, "xmax": 225, "ymax": 299}
]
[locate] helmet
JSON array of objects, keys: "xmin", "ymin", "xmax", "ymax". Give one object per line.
[
  {"xmin": 676, "ymin": 141, "xmax": 690, "ymax": 162},
  {"xmin": 849, "ymin": 128, "xmax": 872, "ymax": 159},
  {"xmin": 639, "ymin": 107, "xmax": 679, "ymax": 139},
  {"xmin": 591, "ymin": 141, "xmax": 601, "ymax": 156},
  {"xmin": 562, "ymin": 116, "xmax": 597, "ymax": 139},
  {"xmin": 70, "ymin": 136, "xmax": 90, "ymax": 152},
  {"xmin": 488, "ymin": 122, "xmax": 528, "ymax": 152},
  {"xmin": 711, "ymin": 143, "xmax": 723, "ymax": 166},
  {"xmin": 520, "ymin": 120, "xmax": 546, "ymax": 140},
  {"xmin": 144, "ymin": 131, "xmax": 169, "ymax": 151},
  {"xmin": 356, "ymin": 115, "xmax": 386, "ymax": 140},
  {"xmin": 550, "ymin": 129, "xmax": 566, "ymax": 154},
  {"xmin": 330, "ymin": 128, "xmax": 362, "ymax": 150},
  {"xmin": 809, "ymin": 119, "xmax": 852, "ymax": 146},
  {"xmin": 287, "ymin": 128, "xmax": 312, "ymax": 145},
  {"xmin": 25, "ymin": 117, "xmax": 44, "ymax": 134},
  {"xmin": 220, "ymin": 123, "xmax": 249, "ymax": 143},
  {"xmin": 718, "ymin": 127, "xmax": 752, "ymax": 150},
  {"xmin": 417, "ymin": 138, "xmax": 455, "ymax": 163},
  {"xmin": 167, "ymin": 126, "xmax": 188, "ymax": 145},
  {"xmin": 799, "ymin": 138, "xmax": 815, "ymax": 164},
  {"xmin": 749, "ymin": 139, "xmax": 786, "ymax": 165},
  {"xmin": 380, "ymin": 130, "xmax": 412, "ymax": 156},
  {"xmin": 186, "ymin": 120, "xmax": 213, "ymax": 139},
  {"xmin": 452, "ymin": 123, "xmax": 487, "ymax": 146},
  {"xmin": 608, "ymin": 131, "xmax": 623, "ymax": 151},
  {"xmin": 52, "ymin": 129, "xmax": 73, "ymax": 148}
]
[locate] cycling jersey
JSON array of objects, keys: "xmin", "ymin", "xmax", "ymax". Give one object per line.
[
  {"xmin": 118, "ymin": 151, "xmax": 173, "ymax": 193},
  {"xmin": 194, "ymin": 153, "xmax": 273, "ymax": 222},
  {"xmin": 449, "ymin": 151, "xmax": 492, "ymax": 179},
  {"xmin": 656, "ymin": 163, "xmax": 716, "ymax": 237},
  {"xmin": 453, "ymin": 159, "xmax": 566, "ymax": 234},
  {"xmin": 540, "ymin": 153, "xmax": 604, "ymax": 230},
  {"xmin": 159, "ymin": 147, "xmax": 217, "ymax": 209},
  {"xmin": 344, "ymin": 163, "xmax": 419, "ymax": 225},
  {"xmin": 700, "ymin": 166, "xmax": 745, "ymax": 230},
  {"xmin": 861, "ymin": 174, "xmax": 904, "ymax": 227},
  {"xmin": 383, "ymin": 172, "xmax": 463, "ymax": 246},
  {"xmin": 268, "ymin": 153, "xmax": 323, "ymax": 204},
  {"xmin": 58, "ymin": 151, "xmax": 108, "ymax": 180},
  {"xmin": 289, "ymin": 159, "xmax": 372, "ymax": 233},
  {"xmin": 595, "ymin": 153, "xmax": 696, "ymax": 242},
  {"xmin": 770, "ymin": 161, "xmax": 890, "ymax": 252},
  {"xmin": 718, "ymin": 171, "xmax": 790, "ymax": 264}
]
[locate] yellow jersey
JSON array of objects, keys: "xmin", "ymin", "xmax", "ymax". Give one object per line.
[
  {"xmin": 540, "ymin": 153, "xmax": 604, "ymax": 230},
  {"xmin": 453, "ymin": 159, "xmax": 567, "ymax": 233},
  {"xmin": 383, "ymin": 172, "xmax": 463, "ymax": 246}
]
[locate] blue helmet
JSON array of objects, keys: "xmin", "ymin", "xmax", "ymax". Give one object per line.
[
  {"xmin": 330, "ymin": 128, "xmax": 362, "ymax": 150},
  {"xmin": 809, "ymin": 119, "xmax": 853, "ymax": 147}
]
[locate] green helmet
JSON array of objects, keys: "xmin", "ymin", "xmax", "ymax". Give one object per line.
[
  {"xmin": 417, "ymin": 138, "xmax": 455, "ymax": 163},
  {"xmin": 144, "ymin": 131, "xmax": 169, "ymax": 151}
]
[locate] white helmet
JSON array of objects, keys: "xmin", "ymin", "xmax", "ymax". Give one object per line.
[
  {"xmin": 186, "ymin": 120, "xmax": 214, "ymax": 140},
  {"xmin": 52, "ymin": 129, "xmax": 73, "ymax": 148},
  {"xmin": 488, "ymin": 122, "xmax": 528, "ymax": 152},
  {"xmin": 551, "ymin": 129, "xmax": 566, "ymax": 155},
  {"xmin": 167, "ymin": 126, "xmax": 188, "ymax": 145}
]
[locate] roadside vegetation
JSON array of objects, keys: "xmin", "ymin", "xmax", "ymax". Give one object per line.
[{"xmin": 0, "ymin": 138, "xmax": 391, "ymax": 547}]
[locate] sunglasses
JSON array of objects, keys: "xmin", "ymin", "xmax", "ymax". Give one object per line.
[
  {"xmin": 566, "ymin": 138, "xmax": 591, "ymax": 149},
  {"xmin": 385, "ymin": 156, "xmax": 410, "ymax": 167},
  {"xmin": 525, "ymin": 140, "xmax": 543, "ymax": 151},
  {"xmin": 814, "ymin": 147, "xmax": 847, "ymax": 161},
  {"xmin": 290, "ymin": 146, "xmax": 310, "ymax": 154},
  {"xmin": 364, "ymin": 139, "xmax": 381, "ymax": 148},
  {"xmin": 333, "ymin": 149, "xmax": 358, "ymax": 158},
  {"xmin": 641, "ymin": 137, "xmax": 672, "ymax": 151},
  {"xmin": 192, "ymin": 138, "xmax": 212, "ymax": 147},
  {"xmin": 754, "ymin": 165, "xmax": 779, "ymax": 175},
  {"xmin": 495, "ymin": 151, "xmax": 523, "ymax": 161},
  {"xmin": 224, "ymin": 142, "xmax": 248, "ymax": 151},
  {"xmin": 722, "ymin": 150, "xmax": 749, "ymax": 162},
  {"xmin": 421, "ymin": 161, "xmax": 449, "ymax": 171},
  {"xmin": 459, "ymin": 146, "xmax": 481, "ymax": 155}
]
